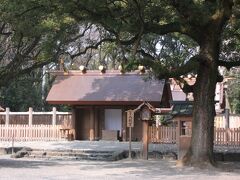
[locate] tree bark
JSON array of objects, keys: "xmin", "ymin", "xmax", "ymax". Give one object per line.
[
  {"xmin": 181, "ymin": 33, "xmax": 219, "ymax": 167},
  {"xmin": 184, "ymin": 64, "xmax": 217, "ymax": 167}
]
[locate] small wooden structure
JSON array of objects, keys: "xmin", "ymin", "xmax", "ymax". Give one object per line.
[
  {"xmin": 131, "ymin": 102, "xmax": 156, "ymax": 159},
  {"xmin": 171, "ymin": 101, "xmax": 193, "ymax": 160},
  {"xmin": 46, "ymin": 70, "xmax": 172, "ymax": 141},
  {"xmin": 140, "ymin": 102, "xmax": 155, "ymax": 160}
]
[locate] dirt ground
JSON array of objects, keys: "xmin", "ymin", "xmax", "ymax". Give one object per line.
[{"xmin": 0, "ymin": 155, "xmax": 240, "ymax": 180}]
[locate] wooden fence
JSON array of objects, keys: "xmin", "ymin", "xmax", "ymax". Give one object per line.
[
  {"xmin": 0, "ymin": 108, "xmax": 239, "ymax": 144},
  {"xmin": 0, "ymin": 107, "xmax": 72, "ymax": 127},
  {"xmin": 214, "ymin": 128, "xmax": 240, "ymax": 146},
  {"xmin": 215, "ymin": 114, "xmax": 240, "ymax": 128},
  {"xmin": 0, "ymin": 125, "xmax": 62, "ymax": 141},
  {"xmin": 149, "ymin": 126, "xmax": 240, "ymax": 146},
  {"xmin": 149, "ymin": 126, "xmax": 177, "ymax": 144}
]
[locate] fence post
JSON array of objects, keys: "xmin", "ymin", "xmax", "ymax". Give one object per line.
[
  {"xmin": 225, "ymin": 109, "xmax": 230, "ymax": 128},
  {"xmin": 5, "ymin": 107, "xmax": 10, "ymax": 125},
  {"xmin": 52, "ymin": 107, "xmax": 57, "ymax": 125},
  {"xmin": 29, "ymin": 107, "xmax": 33, "ymax": 126}
]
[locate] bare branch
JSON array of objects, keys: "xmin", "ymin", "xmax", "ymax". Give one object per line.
[
  {"xmin": 144, "ymin": 22, "xmax": 200, "ymax": 43},
  {"xmin": 70, "ymin": 33, "xmax": 140, "ymax": 59},
  {"xmin": 218, "ymin": 60, "xmax": 240, "ymax": 69},
  {"xmin": 151, "ymin": 54, "xmax": 203, "ymax": 79},
  {"xmin": 70, "ymin": 38, "xmax": 115, "ymax": 59}
]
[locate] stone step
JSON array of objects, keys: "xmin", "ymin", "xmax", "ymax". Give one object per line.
[
  {"xmin": 8, "ymin": 147, "xmax": 178, "ymax": 161},
  {"xmin": 24, "ymin": 149, "xmax": 128, "ymax": 161}
]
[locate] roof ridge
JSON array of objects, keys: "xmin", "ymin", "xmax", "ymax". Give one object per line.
[{"xmin": 48, "ymin": 70, "xmax": 150, "ymax": 76}]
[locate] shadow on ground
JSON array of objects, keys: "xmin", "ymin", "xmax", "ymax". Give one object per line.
[
  {"xmin": 0, "ymin": 157, "xmax": 58, "ymax": 169},
  {"xmin": 0, "ymin": 157, "xmax": 240, "ymax": 179},
  {"xmin": 76, "ymin": 160, "xmax": 240, "ymax": 178}
]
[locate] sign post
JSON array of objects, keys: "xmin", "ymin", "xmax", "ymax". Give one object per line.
[
  {"xmin": 141, "ymin": 106, "xmax": 152, "ymax": 160},
  {"xmin": 127, "ymin": 110, "xmax": 134, "ymax": 159}
]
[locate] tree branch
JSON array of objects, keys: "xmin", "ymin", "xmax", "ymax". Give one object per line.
[
  {"xmin": 144, "ymin": 22, "xmax": 200, "ymax": 43},
  {"xmin": 70, "ymin": 38, "xmax": 115, "ymax": 59},
  {"xmin": 69, "ymin": 33, "xmax": 140, "ymax": 59},
  {"xmin": 218, "ymin": 60, "xmax": 240, "ymax": 69},
  {"xmin": 175, "ymin": 77, "xmax": 195, "ymax": 93},
  {"xmin": 151, "ymin": 55, "xmax": 203, "ymax": 79}
]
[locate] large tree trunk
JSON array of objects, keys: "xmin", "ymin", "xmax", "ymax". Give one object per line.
[
  {"xmin": 177, "ymin": 0, "xmax": 234, "ymax": 167},
  {"xmin": 184, "ymin": 63, "xmax": 218, "ymax": 167},
  {"xmin": 181, "ymin": 35, "xmax": 220, "ymax": 167}
]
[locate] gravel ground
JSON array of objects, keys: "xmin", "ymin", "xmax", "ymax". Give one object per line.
[
  {"xmin": 0, "ymin": 140, "xmax": 239, "ymax": 153},
  {"xmin": 0, "ymin": 140, "xmax": 178, "ymax": 153},
  {"xmin": 0, "ymin": 155, "xmax": 240, "ymax": 180},
  {"xmin": 0, "ymin": 141, "xmax": 240, "ymax": 179}
]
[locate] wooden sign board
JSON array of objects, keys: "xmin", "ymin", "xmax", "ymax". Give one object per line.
[
  {"xmin": 127, "ymin": 110, "xmax": 134, "ymax": 127},
  {"xmin": 141, "ymin": 106, "xmax": 151, "ymax": 121}
]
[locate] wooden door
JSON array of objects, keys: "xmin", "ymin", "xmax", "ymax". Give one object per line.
[{"xmin": 75, "ymin": 108, "xmax": 90, "ymax": 140}]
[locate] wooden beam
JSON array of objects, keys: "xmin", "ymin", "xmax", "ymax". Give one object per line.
[
  {"xmin": 71, "ymin": 107, "xmax": 77, "ymax": 140},
  {"xmin": 52, "ymin": 107, "xmax": 57, "ymax": 126},
  {"xmin": 5, "ymin": 107, "xmax": 10, "ymax": 125},
  {"xmin": 89, "ymin": 107, "xmax": 95, "ymax": 141},
  {"xmin": 28, "ymin": 107, "xmax": 33, "ymax": 126},
  {"xmin": 94, "ymin": 108, "xmax": 99, "ymax": 140},
  {"xmin": 122, "ymin": 107, "xmax": 127, "ymax": 141},
  {"xmin": 142, "ymin": 120, "xmax": 149, "ymax": 160}
]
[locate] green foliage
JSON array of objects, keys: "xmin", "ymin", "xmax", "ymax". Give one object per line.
[
  {"xmin": 0, "ymin": 67, "xmax": 71, "ymax": 112},
  {"xmin": 0, "ymin": 70, "xmax": 44, "ymax": 111}
]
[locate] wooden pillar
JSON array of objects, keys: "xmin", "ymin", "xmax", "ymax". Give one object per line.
[
  {"xmin": 225, "ymin": 109, "xmax": 230, "ymax": 143},
  {"xmin": 5, "ymin": 107, "xmax": 10, "ymax": 125},
  {"xmin": 142, "ymin": 120, "xmax": 149, "ymax": 160},
  {"xmin": 28, "ymin": 107, "xmax": 33, "ymax": 126},
  {"xmin": 176, "ymin": 118, "xmax": 180, "ymax": 145},
  {"xmin": 52, "ymin": 107, "xmax": 57, "ymax": 125},
  {"xmin": 71, "ymin": 107, "xmax": 76, "ymax": 140},
  {"xmin": 225, "ymin": 109, "xmax": 230, "ymax": 128},
  {"xmin": 94, "ymin": 108, "xmax": 99, "ymax": 140},
  {"xmin": 89, "ymin": 107, "xmax": 95, "ymax": 141},
  {"xmin": 99, "ymin": 108, "xmax": 105, "ymax": 139},
  {"xmin": 122, "ymin": 107, "xmax": 127, "ymax": 141}
]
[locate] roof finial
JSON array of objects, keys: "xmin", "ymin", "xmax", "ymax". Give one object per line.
[
  {"xmin": 99, "ymin": 65, "xmax": 106, "ymax": 74},
  {"xmin": 138, "ymin": 65, "xmax": 145, "ymax": 74},
  {"xmin": 118, "ymin": 65, "xmax": 125, "ymax": 74},
  {"xmin": 79, "ymin": 65, "xmax": 87, "ymax": 74}
]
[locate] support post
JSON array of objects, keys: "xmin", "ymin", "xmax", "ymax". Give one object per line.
[
  {"xmin": 122, "ymin": 107, "xmax": 127, "ymax": 141},
  {"xmin": 29, "ymin": 107, "xmax": 33, "ymax": 126},
  {"xmin": 94, "ymin": 108, "xmax": 99, "ymax": 140},
  {"xmin": 52, "ymin": 107, "xmax": 57, "ymax": 125},
  {"xmin": 5, "ymin": 107, "xmax": 10, "ymax": 125},
  {"xmin": 89, "ymin": 107, "xmax": 95, "ymax": 141},
  {"xmin": 71, "ymin": 107, "xmax": 76, "ymax": 140},
  {"xmin": 142, "ymin": 120, "xmax": 149, "ymax": 160},
  {"xmin": 225, "ymin": 109, "xmax": 230, "ymax": 144},
  {"xmin": 129, "ymin": 127, "xmax": 132, "ymax": 159},
  {"xmin": 225, "ymin": 109, "xmax": 230, "ymax": 128}
]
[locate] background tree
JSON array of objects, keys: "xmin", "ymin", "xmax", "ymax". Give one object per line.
[
  {"xmin": 226, "ymin": 68, "xmax": 240, "ymax": 113},
  {"xmin": 0, "ymin": 68, "xmax": 47, "ymax": 111}
]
